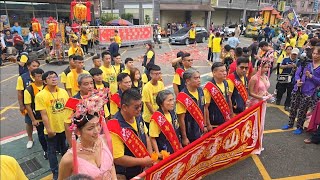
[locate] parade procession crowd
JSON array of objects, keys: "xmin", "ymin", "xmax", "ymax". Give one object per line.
[{"xmin": 0, "ymin": 20, "xmax": 320, "ymax": 180}]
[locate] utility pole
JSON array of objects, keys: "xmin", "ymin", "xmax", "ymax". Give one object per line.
[{"xmin": 111, "ymin": 0, "xmax": 114, "ymax": 17}]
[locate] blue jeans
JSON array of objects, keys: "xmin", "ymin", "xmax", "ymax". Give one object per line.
[
  {"xmin": 45, "ymin": 132, "xmax": 67, "ymax": 180},
  {"xmin": 36, "ymin": 122, "xmax": 48, "ymax": 153}
]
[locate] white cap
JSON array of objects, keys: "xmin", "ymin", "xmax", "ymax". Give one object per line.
[{"xmin": 292, "ymin": 48, "xmax": 299, "ymax": 55}]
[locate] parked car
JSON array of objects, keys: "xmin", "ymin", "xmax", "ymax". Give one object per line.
[
  {"xmin": 169, "ymin": 27, "xmax": 208, "ymax": 45},
  {"xmin": 224, "ymin": 24, "xmax": 246, "ymax": 36},
  {"xmin": 306, "ymin": 23, "xmax": 320, "ymax": 32}
]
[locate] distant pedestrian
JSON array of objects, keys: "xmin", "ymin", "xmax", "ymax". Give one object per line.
[{"xmin": 227, "ymin": 32, "xmax": 240, "ymax": 48}]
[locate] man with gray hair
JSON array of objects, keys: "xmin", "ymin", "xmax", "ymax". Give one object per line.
[
  {"xmin": 64, "ymin": 73, "xmax": 110, "ymax": 145},
  {"xmin": 176, "ymin": 67, "xmax": 207, "ymax": 147}
]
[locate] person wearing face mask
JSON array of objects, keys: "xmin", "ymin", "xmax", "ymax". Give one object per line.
[
  {"xmin": 227, "ymin": 57, "xmax": 250, "ymax": 115},
  {"xmin": 276, "ymin": 48, "xmax": 299, "ymax": 111},
  {"xmin": 58, "ymin": 89, "xmax": 117, "ymax": 180}
]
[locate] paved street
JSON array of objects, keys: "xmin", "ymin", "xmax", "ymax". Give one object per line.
[{"xmin": 1, "ymin": 37, "xmax": 319, "ymax": 180}]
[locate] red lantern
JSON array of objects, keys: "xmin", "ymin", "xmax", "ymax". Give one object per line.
[
  {"xmin": 46, "ymin": 17, "xmax": 58, "ymax": 38},
  {"xmin": 74, "ymin": 4, "xmax": 87, "ymax": 21},
  {"xmin": 70, "ymin": 0, "xmax": 91, "ymax": 22},
  {"xmin": 31, "ymin": 18, "xmax": 43, "ymax": 38}
]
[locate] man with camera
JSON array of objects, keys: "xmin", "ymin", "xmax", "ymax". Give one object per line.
[{"xmin": 276, "ymin": 48, "xmax": 299, "ymax": 111}]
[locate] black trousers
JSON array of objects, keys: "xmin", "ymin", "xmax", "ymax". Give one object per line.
[
  {"xmin": 208, "ymin": 47, "xmax": 213, "ymax": 61},
  {"xmin": 81, "ymin": 44, "xmax": 88, "ymax": 54},
  {"xmin": 276, "ymin": 82, "xmax": 294, "ymax": 106}
]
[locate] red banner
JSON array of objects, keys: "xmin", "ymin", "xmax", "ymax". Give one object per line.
[
  {"xmin": 99, "ymin": 25, "xmax": 152, "ymax": 45},
  {"xmin": 133, "ymin": 101, "xmax": 266, "ymax": 180}
]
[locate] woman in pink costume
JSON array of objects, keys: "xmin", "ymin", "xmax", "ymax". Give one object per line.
[
  {"xmin": 58, "ymin": 89, "xmax": 117, "ymax": 180},
  {"xmin": 248, "ymin": 60, "xmax": 273, "ymax": 107}
]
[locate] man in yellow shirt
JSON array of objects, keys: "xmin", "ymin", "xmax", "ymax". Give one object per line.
[
  {"xmin": 142, "ymin": 65, "xmax": 165, "ymax": 127},
  {"xmin": 122, "ymin": 57, "xmax": 134, "ymax": 75},
  {"xmin": 110, "ymin": 73, "xmax": 132, "ymax": 116},
  {"xmin": 45, "ymin": 29, "xmax": 53, "ymax": 50},
  {"xmin": 227, "ymin": 57, "xmax": 249, "ymax": 115},
  {"xmin": 108, "ymin": 89, "xmax": 153, "ymax": 179},
  {"xmin": 172, "ymin": 52, "xmax": 193, "ymax": 96},
  {"xmin": 113, "ymin": 52, "xmax": 125, "ymax": 75},
  {"xmin": 60, "ymin": 55, "xmax": 76, "ymax": 89},
  {"xmin": 100, "ymin": 51, "xmax": 117, "ymax": 94},
  {"xmin": 16, "ymin": 59, "xmax": 40, "ymax": 149},
  {"xmin": 188, "ymin": 25, "xmax": 196, "ymax": 44},
  {"xmin": 66, "ymin": 55, "xmax": 90, "ymax": 97},
  {"xmin": 114, "ymin": 30, "xmax": 122, "ymax": 47},
  {"xmin": 289, "ymin": 33, "xmax": 297, "ymax": 48},
  {"xmin": 297, "ymin": 30, "xmax": 308, "ymax": 52},
  {"xmin": 204, "ymin": 62, "xmax": 233, "ymax": 130},
  {"xmin": 0, "ymin": 155, "xmax": 28, "ymax": 180},
  {"xmin": 35, "ymin": 71, "xmax": 69, "ymax": 180},
  {"xmin": 24, "ymin": 68, "xmax": 48, "ymax": 159},
  {"xmin": 211, "ymin": 32, "xmax": 223, "ymax": 62},
  {"xmin": 176, "ymin": 68, "xmax": 206, "ymax": 147},
  {"xmin": 68, "ymin": 40, "xmax": 84, "ymax": 57}
]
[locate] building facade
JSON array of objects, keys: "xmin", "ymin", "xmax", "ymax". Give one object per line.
[{"xmin": 292, "ymin": 0, "xmax": 319, "ymax": 20}]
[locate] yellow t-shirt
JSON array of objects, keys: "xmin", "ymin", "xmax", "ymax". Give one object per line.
[
  {"xmin": 122, "ymin": 68, "xmax": 130, "ymax": 75},
  {"xmin": 227, "ymin": 77, "xmax": 244, "ymax": 93},
  {"xmin": 110, "ymin": 100, "xmax": 119, "ymax": 116},
  {"xmin": 141, "ymin": 74, "xmax": 149, "ymax": 84},
  {"xmin": 80, "ymin": 34, "xmax": 88, "ymax": 45},
  {"xmin": 24, "ymin": 85, "xmax": 43, "ymax": 104},
  {"xmin": 189, "ymin": 29, "xmax": 196, "ymax": 39},
  {"xmin": 208, "ymin": 34, "xmax": 214, "ymax": 48},
  {"xmin": 68, "ymin": 46, "xmax": 84, "ymax": 57},
  {"xmin": 114, "ymin": 35, "xmax": 122, "ymax": 45},
  {"xmin": 289, "ymin": 38, "xmax": 296, "ymax": 48},
  {"xmin": 142, "ymin": 81, "xmax": 165, "ymax": 123},
  {"xmin": 66, "ymin": 70, "xmax": 90, "ymax": 96},
  {"xmin": 114, "ymin": 64, "xmax": 122, "ymax": 75},
  {"xmin": 100, "ymin": 65, "xmax": 117, "ymax": 94},
  {"xmin": 35, "ymin": 87, "xmax": 70, "ymax": 134},
  {"xmin": 16, "ymin": 75, "xmax": 34, "ymax": 90},
  {"xmin": 111, "ymin": 119, "xmax": 148, "ymax": 158},
  {"xmin": 45, "ymin": 33, "xmax": 53, "ymax": 46},
  {"xmin": 172, "ymin": 73, "xmax": 181, "ymax": 85},
  {"xmin": 95, "ymin": 83, "xmax": 104, "ymax": 90},
  {"xmin": 0, "ymin": 155, "xmax": 28, "ymax": 180},
  {"xmin": 147, "ymin": 51, "xmax": 154, "ymax": 59},
  {"xmin": 204, "ymin": 82, "xmax": 226, "ymax": 104},
  {"xmin": 276, "ymin": 51, "xmax": 287, "ymax": 74},
  {"xmin": 176, "ymin": 90, "xmax": 200, "ymax": 114},
  {"xmin": 149, "ymin": 112, "xmax": 172, "ymax": 137},
  {"xmin": 212, "ymin": 37, "xmax": 222, "ymax": 53},
  {"xmin": 297, "ymin": 34, "xmax": 308, "ymax": 48}
]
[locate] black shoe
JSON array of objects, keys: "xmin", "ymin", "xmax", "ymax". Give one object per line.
[
  {"xmin": 284, "ymin": 106, "xmax": 290, "ymax": 111},
  {"xmin": 276, "ymin": 101, "xmax": 281, "ymax": 105},
  {"xmin": 43, "ymin": 152, "xmax": 48, "ymax": 160}
]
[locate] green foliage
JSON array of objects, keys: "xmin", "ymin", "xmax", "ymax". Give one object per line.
[
  {"xmin": 121, "ymin": 13, "xmax": 133, "ymax": 21},
  {"xmin": 100, "ymin": 13, "xmax": 116, "ymax": 25},
  {"xmin": 145, "ymin": 15, "xmax": 150, "ymax": 25}
]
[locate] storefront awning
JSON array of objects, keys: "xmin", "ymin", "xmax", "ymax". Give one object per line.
[{"xmin": 160, "ymin": 4, "xmax": 214, "ymax": 11}]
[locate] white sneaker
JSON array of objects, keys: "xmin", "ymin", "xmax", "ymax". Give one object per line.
[{"xmin": 26, "ymin": 141, "xmax": 34, "ymax": 149}]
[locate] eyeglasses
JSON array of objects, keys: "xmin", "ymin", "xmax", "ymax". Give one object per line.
[
  {"xmin": 46, "ymin": 76, "xmax": 58, "ymax": 80},
  {"xmin": 239, "ymin": 66, "xmax": 249, "ymax": 70}
]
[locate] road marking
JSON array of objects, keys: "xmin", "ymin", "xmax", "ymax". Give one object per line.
[
  {"xmin": 252, "ymin": 154, "xmax": 272, "ymax": 180},
  {"xmin": 0, "ymin": 102, "xmax": 18, "ymax": 115},
  {"xmin": 266, "ymin": 104, "xmax": 289, "ymax": 116},
  {"xmin": 263, "ymin": 129, "xmax": 294, "ymax": 134},
  {"xmin": 40, "ymin": 174, "xmax": 52, "ymax": 180},
  {"xmin": 0, "ymin": 63, "xmax": 15, "ymax": 68},
  {"xmin": 273, "ymin": 173, "xmax": 320, "ymax": 180}
]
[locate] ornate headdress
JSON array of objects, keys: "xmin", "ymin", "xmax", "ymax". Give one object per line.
[{"xmin": 68, "ymin": 88, "xmax": 113, "ymax": 175}]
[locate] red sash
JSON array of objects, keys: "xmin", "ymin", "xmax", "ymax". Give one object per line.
[
  {"xmin": 107, "ymin": 119, "xmax": 149, "ymax": 158},
  {"xmin": 65, "ymin": 98, "xmax": 80, "ymax": 110},
  {"xmin": 228, "ymin": 74, "xmax": 248, "ymax": 102},
  {"xmin": 176, "ymin": 68, "xmax": 185, "ymax": 78},
  {"xmin": 110, "ymin": 93, "xmax": 121, "ymax": 108},
  {"xmin": 150, "ymin": 111, "xmax": 180, "ymax": 152},
  {"xmin": 176, "ymin": 92, "xmax": 204, "ymax": 131},
  {"xmin": 204, "ymin": 82, "xmax": 231, "ymax": 121}
]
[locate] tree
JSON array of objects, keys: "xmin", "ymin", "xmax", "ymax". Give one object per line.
[
  {"xmin": 100, "ymin": 13, "xmax": 116, "ymax": 25},
  {"xmin": 121, "ymin": 13, "xmax": 133, "ymax": 21},
  {"xmin": 145, "ymin": 15, "xmax": 150, "ymax": 24}
]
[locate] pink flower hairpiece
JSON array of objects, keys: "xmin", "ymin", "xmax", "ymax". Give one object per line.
[{"xmin": 71, "ymin": 88, "xmax": 109, "ymax": 124}]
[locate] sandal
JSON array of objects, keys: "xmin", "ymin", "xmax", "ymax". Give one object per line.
[{"xmin": 304, "ymin": 138, "xmax": 312, "ymax": 144}]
